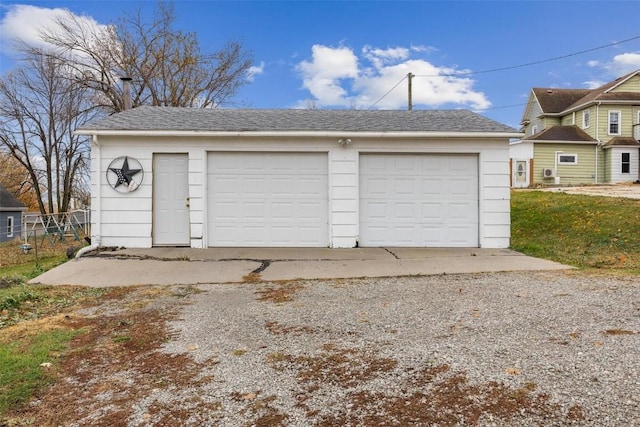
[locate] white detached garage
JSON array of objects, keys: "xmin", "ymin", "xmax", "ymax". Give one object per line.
[{"xmin": 77, "ymin": 108, "xmax": 521, "ymax": 249}]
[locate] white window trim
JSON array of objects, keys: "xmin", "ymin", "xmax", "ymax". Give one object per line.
[
  {"xmin": 557, "ymin": 153, "xmax": 578, "ymax": 165},
  {"xmin": 608, "ymin": 110, "xmax": 621, "ymax": 135},
  {"xmin": 582, "ymin": 110, "xmax": 590, "ymax": 129},
  {"xmin": 531, "ymin": 125, "xmax": 538, "ymax": 136},
  {"xmin": 7, "ymin": 216, "xmax": 14, "ymax": 238}
]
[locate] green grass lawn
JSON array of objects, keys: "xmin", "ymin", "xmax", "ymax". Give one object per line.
[
  {"xmin": 511, "ymin": 190, "xmax": 640, "ymax": 274},
  {"xmin": 0, "ymin": 238, "xmax": 93, "ymax": 418},
  {"xmin": 0, "ymin": 328, "xmax": 82, "ymax": 414}
]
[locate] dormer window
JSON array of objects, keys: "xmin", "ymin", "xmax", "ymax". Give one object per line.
[
  {"xmin": 582, "ymin": 110, "xmax": 590, "ymax": 129},
  {"xmin": 608, "ymin": 110, "xmax": 621, "ymax": 135},
  {"xmin": 531, "ymin": 125, "xmax": 538, "ymax": 135}
]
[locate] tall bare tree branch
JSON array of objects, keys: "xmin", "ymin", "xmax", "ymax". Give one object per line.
[
  {"xmin": 0, "ymin": 51, "xmax": 98, "ymax": 214},
  {"xmin": 38, "ymin": 0, "xmax": 253, "ymax": 112}
]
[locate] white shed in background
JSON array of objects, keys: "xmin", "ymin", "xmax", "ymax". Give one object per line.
[{"xmin": 509, "ymin": 139, "xmax": 534, "ymax": 188}]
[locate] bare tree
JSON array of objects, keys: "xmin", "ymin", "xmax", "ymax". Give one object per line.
[
  {"xmin": 0, "ymin": 51, "xmax": 98, "ymax": 214},
  {"xmin": 39, "ymin": 0, "xmax": 253, "ymax": 112},
  {"xmin": 1, "ymin": 1, "xmax": 252, "ymax": 215}
]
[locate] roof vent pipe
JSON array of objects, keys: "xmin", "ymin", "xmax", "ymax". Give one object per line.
[{"xmin": 121, "ymin": 77, "xmax": 132, "ymax": 111}]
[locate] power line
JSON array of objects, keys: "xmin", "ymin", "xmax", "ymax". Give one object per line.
[
  {"xmin": 414, "ymin": 35, "xmax": 640, "ymax": 78},
  {"xmin": 366, "ymin": 35, "xmax": 640, "ymax": 109},
  {"xmin": 475, "ymin": 102, "xmax": 529, "ymax": 111},
  {"xmin": 367, "ymin": 75, "xmax": 408, "ymax": 110}
]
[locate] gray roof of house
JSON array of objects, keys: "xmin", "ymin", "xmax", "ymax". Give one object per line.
[
  {"xmin": 0, "ymin": 184, "xmax": 26, "ymax": 210},
  {"xmin": 78, "ymin": 107, "xmax": 518, "ymax": 134}
]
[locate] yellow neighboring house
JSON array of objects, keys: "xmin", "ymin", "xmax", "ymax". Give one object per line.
[{"xmin": 513, "ymin": 69, "xmax": 640, "ymax": 186}]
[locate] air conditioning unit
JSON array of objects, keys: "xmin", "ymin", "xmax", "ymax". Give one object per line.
[{"xmin": 542, "ymin": 168, "xmax": 556, "ymax": 178}]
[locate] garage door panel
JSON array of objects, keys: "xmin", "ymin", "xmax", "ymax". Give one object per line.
[
  {"xmin": 241, "ymin": 177, "xmax": 265, "ymax": 194},
  {"xmin": 208, "ymin": 152, "xmax": 328, "ymax": 247},
  {"xmin": 421, "ymin": 202, "xmax": 444, "ymax": 220},
  {"xmin": 448, "ymin": 226, "xmax": 476, "ymax": 246},
  {"xmin": 298, "ymin": 201, "xmax": 324, "ymax": 219},
  {"xmin": 395, "ymin": 178, "xmax": 417, "ymax": 195},
  {"xmin": 450, "ymin": 177, "xmax": 475, "ymax": 195},
  {"xmin": 298, "ymin": 177, "xmax": 325, "ymax": 195},
  {"xmin": 421, "ymin": 178, "xmax": 445, "ymax": 195},
  {"xmin": 360, "ymin": 154, "xmax": 478, "ymax": 247},
  {"xmin": 362, "ymin": 201, "xmax": 387, "ymax": 219},
  {"xmin": 361, "ymin": 177, "xmax": 388, "ymax": 197},
  {"xmin": 421, "ymin": 156, "xmax": 444, "ymax": 171},
  {"xmin": 450, "ymin": 202, "xmax": 478, "ymax": 222},
  {"xmin": 395, "ymin": 202, "xmax": 417, "ymax": 219}
]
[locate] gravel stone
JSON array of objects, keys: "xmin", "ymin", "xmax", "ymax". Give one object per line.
[{"xmin": 155, "ymin": 271, "xmax": 640, "ymax": 426}]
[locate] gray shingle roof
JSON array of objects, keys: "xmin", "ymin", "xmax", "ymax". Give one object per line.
[
  {"xmin": 78, "ymin": 107, "xmax": 518, "ymax": 134},
  {"xmin": 0, "ymin": 184, "xmax": 26, "ymax": 210}
]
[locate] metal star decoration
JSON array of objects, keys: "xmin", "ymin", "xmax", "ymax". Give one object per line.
[{"xmin": 109, "ymin": 156, "xmax": 142, "ymax": 188}]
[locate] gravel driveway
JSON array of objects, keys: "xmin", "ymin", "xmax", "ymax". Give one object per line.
[
  {"xmin": 536, "ymin": 184, "xmax": 640, "ymax": 199},
  {"xmin": 119, "ymin": 270, "xmax": 640, "ymax": 427}
]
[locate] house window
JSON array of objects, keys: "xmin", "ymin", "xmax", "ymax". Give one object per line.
[
  {"xmin": 558, "ymin": 154, "xmax": 578, "ymax": 165},
  {"xmin": 531, "ymin": 125, "xmax": 538, "ymax": 135},
  {"xmin": 608, "ymin": 111, "xmax": 621, "ymax": 135},
  {"xmin": 7, "ymin": 216, "xmax": 14, "ymax": 239},
  {"xmin": 582, "ymin": 110, "xmax": 590, "ymax": 128},
  {"xmin": 622, "ymin": 153, "xmax": 630, "ymax": 174}
]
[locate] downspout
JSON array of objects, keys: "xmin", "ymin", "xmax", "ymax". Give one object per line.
[
  {"xmin": 554, "ymin": 151, "xmax": 562, "ymax": 185},
  {"xmin": 76, "ymin": 134, "xmax": 100, "ymax": 258},
  {"xmin": 595, "ymin": 102, "xmax": 602, "ymax": 184},
  {"xmin": 594, "ymin": 144, "xmax": 598, "ymax": 184}
]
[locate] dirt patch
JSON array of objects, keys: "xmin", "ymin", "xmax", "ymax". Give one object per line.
[
  {"xmin": 2, "ymin": 285, "xmax": 219, "ymax": 427},
  {"xmin": 265, "ymin": 320, "xmax": 315, "ymax": 335},
  {"xmin": 603, "ymin": 328, "xmax": 638, "ymax": 335},
  {"xmin": 255, "ymin": 281, "xmax": 305, "ymax": 303},
  {"xmin": 269, "ymin": 345, "xmax": 584, "ymax": 426}
]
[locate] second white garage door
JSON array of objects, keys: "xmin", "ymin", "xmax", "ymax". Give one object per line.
[
  {"xmin": 359, "ymin": 154, "xmax": 479, "ymax": 247},
  {"xmin": 207, "ymin": 152, "xmax": 328, "ymax": 247}
]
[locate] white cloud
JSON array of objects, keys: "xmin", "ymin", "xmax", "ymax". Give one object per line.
[
  {"xmin": 607, "ymin": 52, "xmax": 640, "ymax": 74},
  {"xmin": 247, "ymin": 61, "xmax": 265, "ymax": 82},
  {"xmin": 410, "ymin": 44, "xmax": 437, "ymax": 54},
  {"xmin": 296, "ymin": 44, "xmax": 359, "ymax": 106},
  {"xmin": 295, "ymin": 43, "xmax": 490, "ymax": 110},
  {"xmin": 587, "ymin": 52, "xmax": 640, "ymax": 77},
  {"xmin": 362, "ymin": 45, "xmax": 410, "ymax": 69},
  {"xmin": 584, "ymin": 80, "xmax": 605, "ymax": 89},
  {"xmin": 0, "ymin": 4, "xmax": 105, "ymax": 53}
]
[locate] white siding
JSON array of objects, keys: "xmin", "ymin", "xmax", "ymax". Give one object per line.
[
  {"xmin": 609, "ymin": 147, "xmax": 640, "ymax": 183},
  {"xmin": 329, "ymin": 149, "xmax": 358, "ymax": 248},
  {"xmin": 92, "ymin": 135, "xmax": 511, "ymax": 249}
]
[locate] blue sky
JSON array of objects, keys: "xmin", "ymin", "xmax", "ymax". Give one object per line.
[{"xmin": 1, "ymin": 1, "xmax": 639, "ymax": 128}]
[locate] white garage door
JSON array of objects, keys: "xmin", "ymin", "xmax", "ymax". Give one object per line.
[
  {"xmin": 359, "ymin": 154, "xmax": 478, "ymax": 247},
  {"xmin": 207, "ymin": 152, "xmax": 328, "ymax": 247}
]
